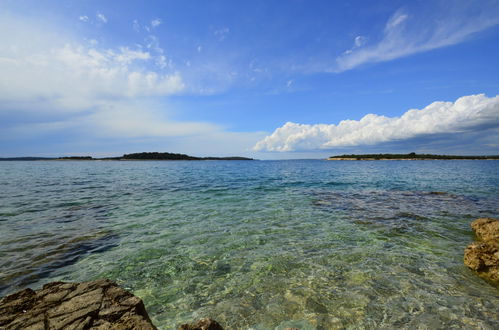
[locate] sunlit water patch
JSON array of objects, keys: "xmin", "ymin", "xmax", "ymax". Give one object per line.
[{"xmin": 0, "ymin": 160, "xmax": 498, "ymax": 328}]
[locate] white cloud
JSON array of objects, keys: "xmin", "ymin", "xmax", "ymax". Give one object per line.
[
  {"xmin": 96, "ymin": 12, "xmax": 107, "ymax": 24},
  {"xmin": 145, "ymin": 35, "xmax": 164, "ymax": 54},
  {"xmin": 1, "ymin": 98, "xmax": 266, "ymax": 156},
  {"xmin": 79, "ymin": 15, "xmax": 89, "ymax": 22},
  {"xmin": 354, "ymin": 35, "xmax": 366, "ymax": 48},
  {"xmin": 343, "ymin": 35, "xmax": 367, "ymax": 55},
  {"xmin": 156, "ymin": 55, "xmax": 167, "ymax": 69},
  {"xmin": 385, "ymin": 11, "xmax": 408, "ymax": 31},
  {"xmin": 253, "ymin": 94, "xmax": 499, "ymax": 151},
  {"xmin": 83, "ymin": 100, "xmax": 219, "ymax": 138},
  {"xmin": 0, "ymin": 14, "xmax": 185, "ymax": 133},
  {"xmin": 336, "ymin": 5, "xmax": 499, "ymax": 72},
  {"xmin": 151, "ymin": 19, "xmax": 161, "ymax": 28},
  {"xmin": 0, "ymin": 12, "xmax": 264, "ymax": 156},
  {"xmin": 112, "ymin": 47, "xmax": 151, "ymax": 64},
  {"xmin": 0, "ymin": 43, "xmax": 183, "ymax": 108}
]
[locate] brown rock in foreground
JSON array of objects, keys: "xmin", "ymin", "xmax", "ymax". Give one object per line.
[
  {"xmin": 0, "ymin": 279, "xmax": 157, "ymax": 330},
  {"xmin": 179, "ymin": 318, "xmax": 224, "ymax": 330},
  {"xmin": 464, "ymin": 218, "xmax": 499, "ymax": 285},
  {"xmin": 471, "ymin": 217, "xmax": 499, "ymax": 242}
]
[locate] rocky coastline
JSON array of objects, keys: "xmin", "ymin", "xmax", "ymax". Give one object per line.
[
  {"xmin": 464, "ymin": 218, "xmax": 499, "ymax": 285},
  {"xmin": 0, "ymin": 279, "xmax": 224, "ymax": 330}
]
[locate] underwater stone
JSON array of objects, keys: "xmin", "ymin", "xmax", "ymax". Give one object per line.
[
  {"xmin": 0, "ymin": 279, "xmax": 157, "ymax": 329},
  {"xmin": 179, "ymin": 317, "xmax": 224, "ymax": 330},
  {"xmin": 464, "ymin": 218, "xmax": 499, "ymax": 285}
]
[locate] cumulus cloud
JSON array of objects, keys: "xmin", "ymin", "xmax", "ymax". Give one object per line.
[
  {"xmin": 0, "ymin": 43, "xmax": 183, "ymax": 109},
  {"xmin": 336, "ymin": 4, "xmax": 499, "ymax": 72},
  {"xmin": 0, "ymin": 12, "xmax": 265, "ymax": 157},
  {"xmin": 253, "ymin": 94, "xmax": 499, "ymax": 151},
  {"xmin": 0, "ymin": 13, "xmax": 192, "ymax": 137}
]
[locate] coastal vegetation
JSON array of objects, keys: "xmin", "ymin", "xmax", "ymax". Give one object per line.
[
  {"xmin": 121, "ymin": 152, "xmax": 252, "ymax": 161},
  {"xmin": 328, "ymin": 152, "xmax": 499, "ymax": 160},
  {"xmin": 0, "ymin": 152, "xmax": 253, "ymax": 161}
]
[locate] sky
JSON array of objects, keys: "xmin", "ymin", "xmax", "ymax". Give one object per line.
[{"xmin": 1, "ymin": 0, "xmax": 499, "ymax": 159}]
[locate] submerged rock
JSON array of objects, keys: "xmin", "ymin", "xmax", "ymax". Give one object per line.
[
  {"xmin": 0, "ymin": 279, "xmax": 156, "ymax": 329},
  {"xmin": 464, "ymin": 218, "xmax": 499, "ymax": 285},
  {"xmin": 179, "ymin": 318, "xmax": 224, "ymax": 330},
  {"xmin": 0, "ymin": 230, "xmax": 118, "ymax": 297}
]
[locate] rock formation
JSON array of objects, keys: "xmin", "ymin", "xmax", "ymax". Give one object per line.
[
  {"xmin": 0, "ymin": 279, "xmax": 156, "ymax": 329},
  {"xmin": 464, "ymin": 218, "xmax": 499, "ymax": 285},
  {"xmin": 0, "ymin": 278, "xmax": 227, "ymax": 330}
]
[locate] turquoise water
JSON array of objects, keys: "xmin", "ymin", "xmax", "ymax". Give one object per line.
[{"xmin": 0, "ymin": 160, "xmax": 498, "ymax": 329}]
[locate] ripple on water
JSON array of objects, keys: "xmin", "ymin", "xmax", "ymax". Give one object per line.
[{"xmin": 0, "ymin": 160, "xmax": 498, "ymax": 328}]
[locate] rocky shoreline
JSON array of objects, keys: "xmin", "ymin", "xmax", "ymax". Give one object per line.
[
  {"xmin": 0, "ymin": 279, "xmax": 224, "ymax": 330},
  {"xmin": 464, "ymin": 218, "xmax": 499, "ymax": 285}
]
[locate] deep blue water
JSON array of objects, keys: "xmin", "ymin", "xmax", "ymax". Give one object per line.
[{"xmin": 0, "ymin": 160, "xmax": 498, "ymax": 329}]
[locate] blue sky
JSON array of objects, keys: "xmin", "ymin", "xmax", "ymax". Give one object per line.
[{"xmin": 1, "ymin": 0, "xmax": 499, "ymax": 159}]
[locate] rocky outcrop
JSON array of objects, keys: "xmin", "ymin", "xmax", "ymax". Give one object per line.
[
  {"xmin": 464, "ymin": 218, "xmax": 499, "ymax": 285},
  {"xmin": 179, "ymin": 318, "xmax": 224, "ymax": 330},
  {"xmin": 0, "ymin": 279, "xmax": 156, "ymax": 329},
  {"xmin": 470, "ymin": 217, "xmax": 499, "ymax": 242}
]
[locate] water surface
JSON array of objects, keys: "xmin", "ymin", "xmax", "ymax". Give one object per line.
[{"xmin": 0, "ymin": 160, "xmax": 498, "ymax": 329}]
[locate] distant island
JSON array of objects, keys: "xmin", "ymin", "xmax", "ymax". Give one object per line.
[
  {"xmin": 0, "ymin": 152, "xmax": 253, "ymax": 161},
  {"xmin": 119, "ymin": 152, "xmax": 253, "ymax": 161},
  {"xmin": 328, "ymin": 152, "xmax": 499, "ymax": 160}
]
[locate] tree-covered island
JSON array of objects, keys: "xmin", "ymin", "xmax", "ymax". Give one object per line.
[
  {"xmin": 0, "ymin": 152, "xmax": 253, "ymax": 161},
  {"xmin": 119, "ymin": 152, "xmax": 253, "ymax": 161},
  {"xmin": 328, "ymin": 152, "xmax": 499, "ymax": 160}
]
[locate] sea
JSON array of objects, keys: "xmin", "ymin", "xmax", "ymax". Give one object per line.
[{"xmin": 0, "ymin": 159, "xmax": 498, "ymax": 329}]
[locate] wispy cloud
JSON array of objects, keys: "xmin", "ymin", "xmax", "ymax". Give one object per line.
[
  {"xmin": 151, "ymin": 19, "xmax": 161, "ymax": 28},
  {"xmin": 96, "ymin": 12, "xmax": 107, "ymax": 24},
  {"xmin": 79, "ymin": 15, "xmax": 89, "ymax": 22},
  {"xmin": 254, "ymin": 94, "xmax": 499, "ymax": 152},
  {"xmin": 335, "ymin": 4, "xmax": 499, "ymax": 72},
  {"xmin": 343, "ymin": 35, "xmax": 367, "ymax": 55},
  {"xmin": 133, "ymin": 19, "xmax": 140, "ymax": 32}
]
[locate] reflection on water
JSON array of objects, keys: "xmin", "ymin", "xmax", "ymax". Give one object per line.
[{"xmin": 0, "ymin": 160, "xmax": 498, "ymax": 329}]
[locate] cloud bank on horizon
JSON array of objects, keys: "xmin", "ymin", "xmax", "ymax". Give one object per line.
[{"xmin": 254, "ymin": 94, "xmax": 499, "ymax": 152}]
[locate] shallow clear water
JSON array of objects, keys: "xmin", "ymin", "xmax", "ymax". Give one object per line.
[{"xmin": 0, "ymin": 160, "xmax": 498, "ymax": 329}]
